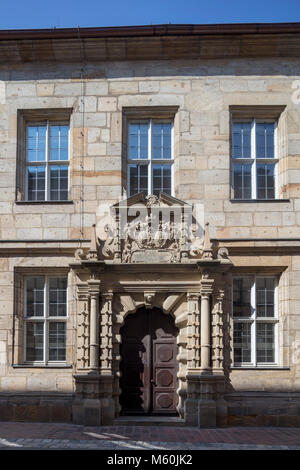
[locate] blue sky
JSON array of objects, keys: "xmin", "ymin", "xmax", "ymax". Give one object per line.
[{"xmin": 1, "ymin": 0, "xmax": 300, "ymax": 30}]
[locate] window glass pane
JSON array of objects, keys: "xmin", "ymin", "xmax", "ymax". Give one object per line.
[
  {"xmin": 233, "ymin": 277, "xmax": 252, "ymax": 317},
  {"xmin": 256, "ymin": 278, "xmax": 275, "ymax": 317},
  {"xmin": 152, "ymin": 164, "xmax": 172, "ymax": 196},
  {"xmin": 256, "ymin": 323, "xmax": 275, "ymax": 362},
  {"xmin": 256, "ymin": 164, "xmax": 275, "ymax": 200},
  {"xmin": 26, "ymin": 277, "xmax": 44, "ymax": 317},
  {"xmin": 232, "ymin": 122, "xmax": 251, "ymax": 159},
  {"xmin": 26, "ymin": 125, "xmax": 46, "ymax": 162},
  {"xmin": 27, "ymin": 166, "xmax": 45, "ymax": 201},
  {"xmin": 26, "ymin": 322, "xmax": 44, "ymax": 361},
  {"xmin": 128, "ymin": 164, "xmax": 148, "ymax": 196},
  {"xmin": 49, "ymin": 322, "xmax": 66, "ymax": 361},
  {"xmin": 49, "ymin": 278, "xmax": 67, "ymax": 317},
  {"xmin": 50, "ymin": 166, "xmax": 68, "ymax": 201},
  {"xmin": 256, "ymin": 123, "xmax": 275, "ymax": 158},
  {"xmin": 233, "ymin": 322, "xmax": 252, "ymax": 363},
  {"xmin": 233, "ymin": 163, "xmax": 252, "ymax": 200},
  {"xmin": 49, "ymin": 125, "xmax": 69, "ymax": 161},
  {"xmin": 152, "ymin": 123, "xmax": 172, "ymax": 159},
  {"xmin": 128, "ymin": 122, "xmax": 149, "ymax": 159}
]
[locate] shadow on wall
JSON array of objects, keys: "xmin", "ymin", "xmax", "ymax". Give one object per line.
[
  {"xmin": 1, "ymin": 57, "xmax": 300, "ymax": 82},
  {"xmin": 0, "ymin": 390, "xmax": 73, "ymax": 422}
]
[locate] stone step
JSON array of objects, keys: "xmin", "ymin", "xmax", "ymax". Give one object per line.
[{"xmin": 113, "ymin": 416, "xmax": 185, "ymax": 426}]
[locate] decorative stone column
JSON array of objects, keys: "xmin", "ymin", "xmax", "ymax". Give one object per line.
[
  {"xmin": 200, "ymin": 274, "xmax": 214, "ymax": 373},
  {"xmin": 99, "ymin": 291, "xmax": 115, "ymax": 424},
  {"xmin": 89, "ymin": 279, "xmax": 101, "ymax": 370},
  {"xmin": 73, "ymin": 277, "xmax": 102, "ymax": 425},
  {"xmin": 184, "ymin": 292, "xmax": 201, "ymax": 425},
  {"xmin": 212, "ymin": 282, "xmax": 228, "ymax": 426},
  {"xmin": 212, "ymin": 288, "xmax": 225, "ymax": 374},
  {"xmin": 197, "ymin": 272, "xmax": 217, "ymax": 427},
  {"xmin": 76, "ymin": 283, "xmax": 90, "ymax": 370}
]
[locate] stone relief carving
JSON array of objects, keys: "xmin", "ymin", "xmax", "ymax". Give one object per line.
[
  {"xmin": 97, "ymin": 194, "xmax": 207, "ymax": 264},
  {"xmin": 74, "ymin": 194, "xmax": 232, "ymax": 265},
  {"xmin": 144, "ymin": 291, "xmax": 155, "ymax": 309},
  {"xmin": 217, "ymin": 247, "xmax": 229, "ymax": 259},
  {"xmin": 76, "ymin": 283, "xmax": 90, "ymax": 369}
]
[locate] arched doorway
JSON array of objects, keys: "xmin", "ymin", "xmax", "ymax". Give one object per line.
[{"xmin": 120, "ymin": 307, "xmax": 179, "ymax": 415}]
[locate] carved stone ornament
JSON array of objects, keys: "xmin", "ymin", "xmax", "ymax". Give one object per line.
[
  {"xmin": 217, "ymin": 247, "xmax": 229, "ymax": 259},
  {"xmin": 75, "ymin": 248, "xmax": 86, "ymax": 260},
  {"xmin": 87, "ymin": 224, "xmax": 99, "ymax": 260},
  {"xmin": 97, "ymin": 193, "xmax": 214, "ymax": 264},
  {"xmin": 144, "ymin": 291, "xmax": 155, "ymax": 309}
]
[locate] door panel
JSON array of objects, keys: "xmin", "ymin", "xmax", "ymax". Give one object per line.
[
  {"xmin": 152, "ymin": 340, "xmax": 178, "ymax": 413},
  {"xmin": 120, "ymin": 307, "xmax": 178, "ymax": 415},
  {"xmin": 119, "ymin": 310, "xmax": 150, "ymax": 414}
]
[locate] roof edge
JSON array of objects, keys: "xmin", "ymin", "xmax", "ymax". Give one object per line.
[{"xmin": 1, "ymin": 22, "xmax": 300, "ymax": 41}]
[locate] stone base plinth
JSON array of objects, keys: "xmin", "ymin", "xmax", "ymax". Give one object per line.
[
  {"xmin": 184, "ymin": 373, "xmax": 227, "ymax": 428},
  {"xmin": 0, "ymin": 392, "xmax": 73, "ymax": 422},
  {"xmin": 72, "ymin": 373, "xmax": 114, "ymax": 426}
]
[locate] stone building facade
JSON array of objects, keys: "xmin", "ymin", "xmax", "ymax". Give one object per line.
[{"xmin": 0, "ymin": 23, "xmax": 300, "ymax": 426}]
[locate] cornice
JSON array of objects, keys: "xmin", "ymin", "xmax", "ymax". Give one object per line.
[{"xmin": 1, "ymin": 23, "xmax": 300, "ymax": 63}]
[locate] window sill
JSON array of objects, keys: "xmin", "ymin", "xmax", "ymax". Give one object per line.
[
  {"xmin": 15, "ymin": 201, "xmax": 74, "ymax": 205},
  {"xmin": 12, "ymin": 364, "xmax": 73, "ymax": 369},
  {"xmin": 231, "ymin": 366, "xmax": 290, "ymax": 370},
  {"xmin": 229, "ymin": 199, "xmax": 290, "ymax": 203}
]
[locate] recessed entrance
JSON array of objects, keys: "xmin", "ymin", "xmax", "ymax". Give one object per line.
[{"xmin": 120, "ymin": 307, "xmax": 179, "ymax": 415}]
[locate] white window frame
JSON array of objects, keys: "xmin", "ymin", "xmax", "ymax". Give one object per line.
[
  {"xmin": 231, "ymin": 119, "xmax": 278, "ymax": 200},
  {"xmin": 23, "ymin": 275, "xmax": 68, "ymax": 365},
  {"xmin": 232, "ymin": 275, "xmax": 278, "ymax": 367},
  {"xmin": 127, "ymin": 118, "xmax": 174, "ymax": 197},
  {"xmin": 25, "ymin": 120, "xmax": 70, "ymax": 202}
]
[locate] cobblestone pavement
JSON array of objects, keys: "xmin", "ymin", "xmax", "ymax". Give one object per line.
[{"xmin": 0, "ymin": 422, "xmax": 300, "ymax": 450}]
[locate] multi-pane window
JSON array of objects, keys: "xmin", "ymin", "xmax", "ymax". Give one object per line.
[
  {"xmin": 26, "ymin": 122, "xmax": 69, "ymax": 201},
  {"xmin": 233, "ymin": 276, "xmax": 278, "ymax": 366},
  {"xmin": 127, "ymin": 120, "xmax": 173, "ymax": 197},
  {"xmin": 24, "ymin": 276, "xmax": 67, "ymax": 363},
  {"xmin": 232, "ymin": 120, "xmax": 278, "ymax": 200}
]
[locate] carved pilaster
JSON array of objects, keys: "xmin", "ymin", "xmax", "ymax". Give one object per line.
[
  {"xmin": 200, "ymin": 272, "xmax": 214, "ymax": 373},
  {"xmin": 76, "ymin": 283, "xmax": 90, "ymax": 370},
  {"xmin": 114, "ymin": 212, "xmax": 121, "ymax": 262},
  {"xmin": 212, "ymin": 288, "xmax": 225, "ymax": 373},
  {"xmin": 100, "ymin": 291, "xmax": 114, "ymax": 374},
  {"xmin": 186, "ymin": 292, "xmax": 201, "ymax": 370},
  {"xmin": 180, "ymin": 208, "xmax": 189, "ymax": 261},
  {"xmin": 88, "ymin": 279, "xmax": 101, "ymax": 371}
]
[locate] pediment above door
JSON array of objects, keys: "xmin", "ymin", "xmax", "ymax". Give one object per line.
[{"xmin": 74, "ymin": 192, "xmax": 231, "ymax": 266}]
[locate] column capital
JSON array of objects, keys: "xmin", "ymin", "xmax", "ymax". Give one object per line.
[
  {"xmin": 200, "ymin": 273, "xmax": 214, "ymax": 296},
  {"xmin": 102, "ymin": 291, "xmax": 114, "ymax": 302},
  {"xmin": 215, "ymin": 288, "xmax": 225, "ymax": 302},
  {"xmin": 77, "ymin": 282, "xmax": 90, "ymax": 301},
  {"xmin": 186, "ymin": 292, "xmax": 200, "ymax": 302},
  {"xmin": 88, "ymin": 279, "xmax": 101, "ymax": 297}
]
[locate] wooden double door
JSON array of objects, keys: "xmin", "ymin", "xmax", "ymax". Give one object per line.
[{"xmin": 120, "ymin": 307, "xmax": 179, "ymax": 415}]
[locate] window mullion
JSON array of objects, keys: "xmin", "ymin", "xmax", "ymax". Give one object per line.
[
  {"xmin": 171, "ymin": 121, "xmax": 174, "ymax": 196},
  {"xmin": 274, "ymin": 122, "xmax": 279, "ymax": 198},
  {"xmin": 45, "ymin": 120, "xmax": 50, "ymax": 201},
  {"xmin": 274, "ymin": 279, "xmax": 279, "ymax": 364},
  {"xmin": 149, "ymin": 120, "xmax": 152, "ymax": 195},
  {"xmin": 23, "ymin": 278, "xmax": 27, "ymax": 361},
  {"xmin": 252, "ymin": 119, "xmax": 256, "ymax": 199},
  {"xmin": 251, "ymin": 276, "xmax": 257, "ymax": 366},
  {"xmin": 44, "ymin": 276, "xmax": 49, "ymax": 365},
  {"xmin": 137, "ymin": 165, "xmax": 140, "ymax": 193}
]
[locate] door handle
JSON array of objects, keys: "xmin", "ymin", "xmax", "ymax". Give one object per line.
[{"xmin": 150, "ymin": 379, "xmax": 156, "ymax": 386}]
